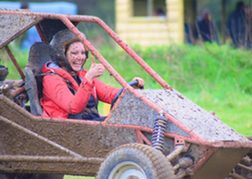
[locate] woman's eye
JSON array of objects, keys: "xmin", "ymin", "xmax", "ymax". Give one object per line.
[{"xmin": 71, "ymin": 52, "xmax": 78, "ymax": 55}]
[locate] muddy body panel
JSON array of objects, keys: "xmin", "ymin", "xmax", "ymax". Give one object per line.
[
  {"xmin": 193, "ymin": 148, "xmax": 250, "ymax": 179},
  {"xmin": 0, "ymin": 95, "xmax": 138, "ymax": 175},
  {"xmin": 0, "ymin": 9, "xmax": 40, "ymax": 49},
  {"xmin": 110, "ymin": 90, "xmax": 249, "ymax": 142}
]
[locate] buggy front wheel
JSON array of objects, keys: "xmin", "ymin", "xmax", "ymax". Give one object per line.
[{"xmin": 96, "ymin": 143, "xmax": 175, "ymax": 179}]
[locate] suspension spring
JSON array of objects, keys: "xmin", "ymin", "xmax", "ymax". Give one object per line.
[{"xmin": 151, "ymin": 115, "xmax": 167, "ymax": 151}]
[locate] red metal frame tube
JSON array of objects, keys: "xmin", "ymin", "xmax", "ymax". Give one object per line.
[
  {"xmin": 135, "ymin": 130, "xmax": 152, "ymax": 145},
  {"xmin": 4, "ymin": 46, "xmax": 25, "ymax": 81},
  {"xmin": 11, "ymin": 86, "xmax": 26, "ymax": 98},
  {"xmin": 35, "ymin": 23, "xmax": 48, "ymax": 44}
]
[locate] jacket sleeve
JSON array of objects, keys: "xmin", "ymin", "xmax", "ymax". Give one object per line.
[
  {"xmin": 43, "ymin": 74, "xmax": 94, "ymax": 114},
  {"xmin": 94, "ymin": 78, "xmax": 121, "ymax": 104}
]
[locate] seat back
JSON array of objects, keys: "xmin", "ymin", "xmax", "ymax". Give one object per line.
[{"xmin": 25, "ymin": 42, "xmax": 50, "ymax": 116}]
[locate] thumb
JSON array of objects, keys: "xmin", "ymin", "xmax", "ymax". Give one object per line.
[{"xmin": 91, "ymin": 56, "xmax": 96, "ymax": 65}]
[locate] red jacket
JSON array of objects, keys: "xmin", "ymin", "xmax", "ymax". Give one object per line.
[{"xmin": 40, "ymin": 62, "xmax": 120, "ymax": 119}]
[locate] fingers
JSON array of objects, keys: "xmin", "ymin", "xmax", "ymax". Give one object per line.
[
  {"xmin": 98, "ymin": 65, "xmax": 105, "ymax": 76},
  {"xmin": 138, "ymin": 79, "xmax": 144, "ymax": 87},
  {"xmin": 132, "ymin": 77, "xmax": 145, "ymax": 87},
  {"xmin": 87, "ymin": 63, "xmax": 105, "ymax": 80},
  {"xmin": 86, "ymin": 56, "xmax": 105, "ymax": 83},
  {"xmin": 91, "ymin": 56, "xmax": 96, "ymax": 65},
  {"xmin": 132, "ymin": 77, "xmax": 138, "ymax": 82}
]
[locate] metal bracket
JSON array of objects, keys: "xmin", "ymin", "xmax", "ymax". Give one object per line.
[{"xmin": 175, "ymin": 136, "xmax": 185, "ymax": 146}]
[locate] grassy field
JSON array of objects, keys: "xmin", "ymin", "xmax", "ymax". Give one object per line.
[{"xmin": 1, "ymin": 42, "xmax": 251, "ymax": 178}]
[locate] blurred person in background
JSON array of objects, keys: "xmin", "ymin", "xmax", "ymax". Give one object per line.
[
  {"xmin": 227, "ymin": 1, "xmax": 251, "ymax": 48},
  {"xmin": 194, "ymin": 9, "xmax": 219, "ymax": 44},
  {"xmin": 20, "ymin": 2, "xmax": 29, "ymax": 9},
  {"xmin": 154, "ymin": 8, "xmax": 166, "ymax": 17}
]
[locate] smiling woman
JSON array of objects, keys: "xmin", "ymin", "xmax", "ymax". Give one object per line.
[
  {"xmin": 40, "ymin": 29, "xmax": 120, "ymax": 121},
  {"xmin": 40, "ymin": 29, "xmax": 144, "ymax": 121}
]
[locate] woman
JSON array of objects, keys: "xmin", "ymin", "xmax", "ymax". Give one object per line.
[{"xmin": 40, "ymin": 29, "xmax": 144, "ymax": 120}]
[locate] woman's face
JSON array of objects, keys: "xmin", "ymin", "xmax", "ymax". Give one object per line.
[{"xmin": 65, "ymin": 41, "xmax": 86, "ymax": 72}]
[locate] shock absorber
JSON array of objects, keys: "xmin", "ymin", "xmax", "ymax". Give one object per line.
[{"xmin": 151, "ymin": 115, "xmax": 167, "ymax": 151}]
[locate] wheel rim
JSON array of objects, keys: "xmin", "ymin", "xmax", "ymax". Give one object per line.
[{"xmin": 108, "ymin": 161, "xmax": 147, "ymax": 179}]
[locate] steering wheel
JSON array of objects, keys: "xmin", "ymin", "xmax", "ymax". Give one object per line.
[{"xmin": 110, "ymin": 80, "xmax": 143, "ymax": 109}]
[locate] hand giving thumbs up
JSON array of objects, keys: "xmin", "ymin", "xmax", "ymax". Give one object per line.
[{"xmin": 85, "ymin": 56, "xmax": 105, "ymax": 83}]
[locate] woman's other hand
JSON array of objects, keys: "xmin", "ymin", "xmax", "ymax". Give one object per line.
[
  {"xmin": 132, "ymin": 77, "xmax": 144, "ymax": 88},
  {"xmin": 85, "ymin": 56, "xmax": 105, "ymax": 83}
]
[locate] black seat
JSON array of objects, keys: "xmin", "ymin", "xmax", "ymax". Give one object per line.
[{"xmin": 25, "ymin": 42, "xmax": 50, "ymax": 116}]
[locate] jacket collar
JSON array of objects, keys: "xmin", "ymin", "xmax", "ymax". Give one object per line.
[{"xmin": 43, "ymin": 61, "xmax": 80, "ymax": 90}]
